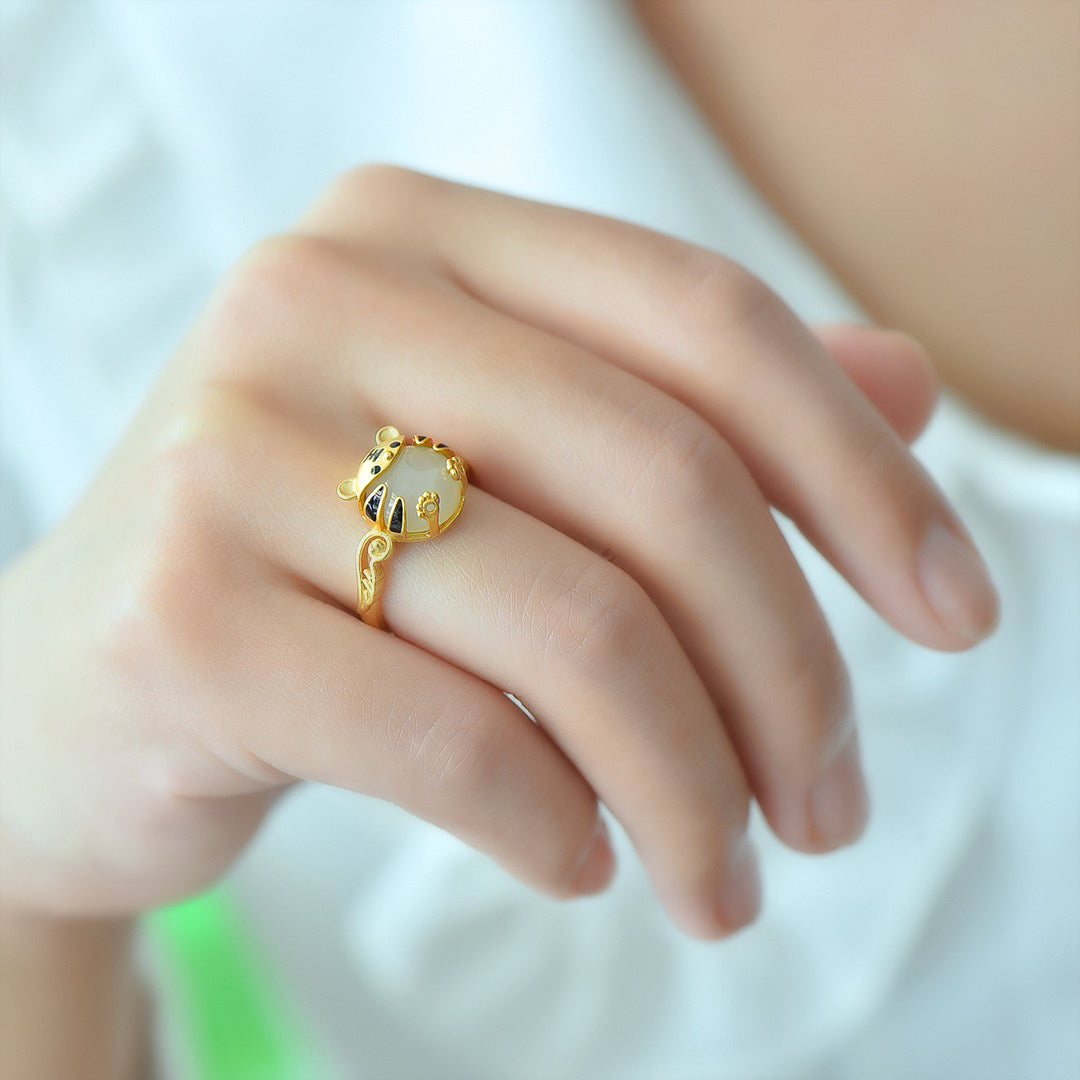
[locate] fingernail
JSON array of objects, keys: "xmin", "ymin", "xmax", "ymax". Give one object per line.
[
  {"xmin": 918, "ymin": 522, "xmax": 1000, "ymax": 644},
  {"xmin": 715, "ymin": 835, "xmax": 762, "ymax": 932},
  {"xmin": 571, "ymin": 817, "xmax": 615, "ymax": 895},
  {"xmin": 808, "ymin": 735, "xmax": 870, "ymax": 850}
]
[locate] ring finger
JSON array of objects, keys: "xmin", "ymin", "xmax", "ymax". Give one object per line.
[
  {"xmin": 245, "ymin": 411, "xmax": 760, "ymax": 939},
  {"xmin": 225, "ymin": 256, "xmax": 861, "ymax": 854}
]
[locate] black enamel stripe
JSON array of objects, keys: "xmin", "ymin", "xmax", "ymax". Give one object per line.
[
  {"xmin": 388, "ymin": 497, "xmax": 405, "ymax": 534},
  {"xmin": 364, "ymin": 484, "xmax": 386, "ymax": 523}
]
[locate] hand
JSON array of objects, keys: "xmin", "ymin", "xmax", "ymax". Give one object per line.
[{"xmin": 0, "ymin": 166, "xmax": 998, "ymax": 939}]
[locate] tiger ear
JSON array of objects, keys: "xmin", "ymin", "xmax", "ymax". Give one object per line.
[{"xmin": 338, "ymin": 477, "xmax": 359, "ymax": 501}]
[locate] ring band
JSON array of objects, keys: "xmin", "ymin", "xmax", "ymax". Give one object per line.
[{"xmin": 338, "ymin": 425, "xmax": 468, "ymax": 627}]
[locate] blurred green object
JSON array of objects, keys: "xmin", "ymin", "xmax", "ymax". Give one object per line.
[{"xmin": 146, "ymin": 888, "xmax": 325, "ymax": 1080}]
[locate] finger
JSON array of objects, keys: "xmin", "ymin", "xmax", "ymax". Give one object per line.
[
  {"xmin": 810, "ymin": 322, "xmax": 939, "ymax": 444},
  {"xmin": 243, "ymin": 421, "xmax": 761, "ymax": 939},
  {"xmin": 203, "ymin": 252, "xmax": 866, "ymax": 856},
  {"xmin": 239, "ymin": 589, "xmax": 616, "ymax": 902},
  {"xmin": 366, "ymin": 491, "xmax": 760, "ymax": 938},
  {"xmin": 343, "ymin": 298, "xmax": 863, "ymax": 854},
  {"xmin": 300, "ymin": 168, "xmax": 998, "ymax": 650}
]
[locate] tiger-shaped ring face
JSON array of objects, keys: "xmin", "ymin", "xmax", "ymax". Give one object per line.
[{"xmin": 338, "ymin": 426, "xmax": 467, "ymax": 541}]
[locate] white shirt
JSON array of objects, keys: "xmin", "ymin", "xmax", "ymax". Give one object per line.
[{"xmin": 2, "ymin": 3, "xmax": 1078, "ymax": 1077}]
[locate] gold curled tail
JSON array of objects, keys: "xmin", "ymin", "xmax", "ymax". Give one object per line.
[{"xmin": 356, "ymin": 529, "xmax": 394, "ymax": 625}]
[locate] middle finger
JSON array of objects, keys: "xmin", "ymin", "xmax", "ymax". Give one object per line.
[
  {"xmin": 226, "ymin": 396, "xmax": 760, "ymax": 938},
  {"xmin": 248, "ymin": 261, "xmax": 865, "ymax": 854}
]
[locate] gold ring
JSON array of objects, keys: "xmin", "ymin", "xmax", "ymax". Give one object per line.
[{"xmin": 337, "ymin": 425, "xmax": 468, "ymax": 627}]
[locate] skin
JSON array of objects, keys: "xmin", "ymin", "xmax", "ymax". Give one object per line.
[
  {"xmin": 7, "ymin": 1, "xmax": 1061, "ymax": 1068},
  {"xmin": 633, "ymin": 0, "xmax": 1080, "ymax": 452},
  {"xmin": 0, "ymin": 168, "xmax": 997, "ymax": 1076},
  {"xmin": 0, "ymin": 908, "xmax": 148, "ymax": 1080}
]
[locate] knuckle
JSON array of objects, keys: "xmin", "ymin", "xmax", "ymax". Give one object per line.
[
  {"xmin": 674, "ymin": 246, "xmax": 785, "ymax": 342},
  {"xmin": 329, "ymin": 162, "xmax": 433, "ymax": 204},
  {"xmin": 202, "ymin": 232, "xmax": 350, "ymax": 362},
  {"xmin": 536, "ymin": 556, "xmax": 654, "ymax": 679},
  {"xmin": 309, "ymin": 162, "xmax": 440, "ymax": 241},
  {"xmin": 851, "ymin": 424, "xmax": 912, "ymax": 496},
  {"xmin": 400, "ymin": 703, "xmax": 509, "ymax": 804},
  {"xmin": 202, "ymin": 227, "xmax": 431, "ymax": 389},
  {"xmin": 96, "ymin": 562, "xmax": 198, "ymax": 696},
  {"xmin": 683, "ymin": 799, "xmax": 749, "ymax": 868},
  {"xmin": 823, "ymin": 424, "xmax": 927, "ymax": 542},
  {"xmin": 150, "ymin": 390, "xmax": 251, "ymax": 519},
  {"xmin": 623, "ymin": 401, "xmax": 735, "ymax": 527},
  {"xmin": 235, "ymin": 231, "xmax": 345, "ymax": 307},
  {"xmin": 782, "ymin": 631, "xmax": 853, "ymax": 762},
  {"xmin": 99, "ymin": 395, "xmax": 254, "ymax": 666}
]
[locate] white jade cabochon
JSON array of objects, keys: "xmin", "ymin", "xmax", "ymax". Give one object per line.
[{"xmin": 379, "ymin": 445, "xmax": 463, "ymax": 533}]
